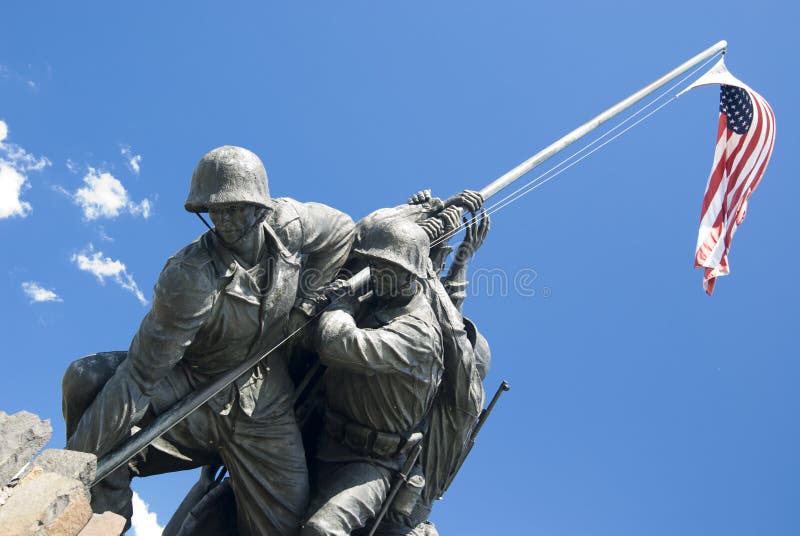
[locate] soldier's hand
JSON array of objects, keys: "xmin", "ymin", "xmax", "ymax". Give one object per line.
[
  {"xmin": 468, "ymin": 208, "xmax": 490, "ymax": 250},
  {"xmin": 330, "ymin": 287, "xmax": 360, "ymax": 316},
  {"xmin": 321, "ymin": 278, "xmax": 349, "ymax": 303},
  {"xmin": 439, "ymin": 206, "xmax": 462, "ymax": 236},
  {"xmin": 408, "ymin": 189, "xmax": 444, "ymax": 211},
  {"xmin": 443, "ymin": 190, "xmax": 484, "ymax": 214},
  {"xmin": 454, "ymin": 209, "xmax": 490, "ymax": 265},
  {"xmin": 408, "ymin": 189, "xmax": 432, "ymax": 205},
  {"xmin": 418, "ymin": 217, "xmax": 445, "ymax": 241}
]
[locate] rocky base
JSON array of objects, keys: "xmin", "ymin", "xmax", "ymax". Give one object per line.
[{"xmin": 0, "ymin": 411, "xmax": 125, "ymax": 536}]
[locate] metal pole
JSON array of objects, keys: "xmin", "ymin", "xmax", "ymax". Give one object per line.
[{"xmin": 479, "ymin": 40, "xmax": 727, "ymax": 200}]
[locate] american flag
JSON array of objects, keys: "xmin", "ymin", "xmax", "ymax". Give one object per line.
[{"xmin": 685, "ymin": 58, "xmax": 776, "ymax": 295}]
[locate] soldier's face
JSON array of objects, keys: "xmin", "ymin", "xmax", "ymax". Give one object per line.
[
  {"xmin": 369, "ymin": 260, "xmax": 414, "ymax": 299},
  {"xmin": 208, "ymin": 204, "xmax": 258, "ymax": 244}
]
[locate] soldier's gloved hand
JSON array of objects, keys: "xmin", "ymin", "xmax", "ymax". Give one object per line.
[{"xmin": 443, "ymin": 190, "xmax": 484, "ymax": 213}]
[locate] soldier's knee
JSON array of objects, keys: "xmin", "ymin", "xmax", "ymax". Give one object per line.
[
  {"xmin": 62, "ymin": 351, "xmax": 127, "ymax": 438},
  {"xmin": 299, "ymin": 520, "xmax": 330, "ymax": 536}
]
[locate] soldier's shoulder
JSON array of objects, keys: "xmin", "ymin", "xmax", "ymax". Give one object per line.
[
  {"xmin": 266, "ymin": 197, "xmax": 304, "ymax": 248},
  {"xmin": 390, "ymin": 292, "xmax": 440, "ymax": 332},
  {"xmin": 158, "ymin": 235, "xmax": 217, "ymax": 288}
]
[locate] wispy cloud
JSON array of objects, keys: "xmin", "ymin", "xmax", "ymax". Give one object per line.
[
  {"xmin": 71, "ymin": 244, "xmax": 147, "ymax": 305},
  {"xmin": 65, "ymin": 158, "xmax": 79, "ymax": 174},
  {"xmin": 21, "ymin": 281, "xmax": 62, "ymax": 303},
  {"xmin": 131, "ymin": 491, "xmax": 163, "ymax": 536},
  {"xmin": 121, "ymin": 145, "xmax": 142, "ymax": 174},
  {"xmin": 0, "ymin": 65, "xmax": 38, "ymax": 92},
  {"xmin": 0, "ymin": 119, "xmax": 51, "ymax": 219},
  {"xmin": 68, "ymin": 167, "xmax": 152, "ymax": 220},
  {"xmin": 97, "ymin": 226, "xmax": 115, "ymax": 242}
]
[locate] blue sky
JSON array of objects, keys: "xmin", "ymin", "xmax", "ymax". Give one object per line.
[{"xmin": 1, "ymin": 1, "xmax": 796, "ymax": 535}]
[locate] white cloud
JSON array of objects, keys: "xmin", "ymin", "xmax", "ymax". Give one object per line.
[
  {"xmin": 21, "ymin": 281, "xmax": 62, "ymax": 303},
  {"xmin": 72, "ymin": 167, "xmax": 152, "ymax": 220},
  {"xmin": 0, "ymin": 162, "xmax": 32, "ymax": 218},
  {"xmin": 71, "ymin": 244, "xmax": 148, "ymax": 305},
  {"xmin": 131, "ymin": 491, "xmax": 163, "ymax": 536},
  {"xmin": 0, "ymin": 119, "xmax": 51, "ymax": 219},
  {"xmin": 121, "ymin": 145, "xmax": 142, "ymax": 174},
  {"xmin": 130, "ymin": 198, "xmax": 152, "ymax": 218}
]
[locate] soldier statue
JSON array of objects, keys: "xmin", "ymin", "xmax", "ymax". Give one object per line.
[
  {"xmin": 62, "ymin": 145, "xmax": 355, "ymax": 535},
  {"xmin": 301, "ymin": 191, "xmax": 491, "ymax": 535}
]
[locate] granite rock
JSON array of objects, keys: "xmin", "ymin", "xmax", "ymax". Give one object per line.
[{"xmin": 0, "ymin": 411, "xmax": 52, "ymax": 486}]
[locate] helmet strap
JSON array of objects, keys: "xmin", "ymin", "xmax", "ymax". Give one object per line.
[{"xmin": 196, "ymin": 212, "xmax": 218, "ymax": 236}]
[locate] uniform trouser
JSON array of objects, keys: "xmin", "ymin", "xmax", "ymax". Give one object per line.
[
  {"xmin": 300, "ymin": 458, "xmax": 393, "ymax": 536},
  {"xmin": 63, "ymin": 352, "xmax": 310, "ymax": 536}
]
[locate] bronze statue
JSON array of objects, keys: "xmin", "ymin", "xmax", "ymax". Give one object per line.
[
  {"xmin": 301, "ymin": 218, "xmax": 445, "ymax": 535},
  {"xmin": 62, "ymin": 146, "xmax": 496, "ymax": 535},
  {"xmin": 62, "ymin": 146, "xmax": 355, "ymax": 535}
]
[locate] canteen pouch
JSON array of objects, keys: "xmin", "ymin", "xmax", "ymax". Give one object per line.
[{"xmin": 391, "ymin": 465, "xmax": 425, "ymax": 517}]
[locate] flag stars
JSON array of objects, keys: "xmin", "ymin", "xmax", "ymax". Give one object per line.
[{"xmin": 720, "ymin": 84, "xmax": 753, "ymax": 134}]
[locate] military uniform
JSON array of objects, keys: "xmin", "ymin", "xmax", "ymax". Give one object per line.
[{"xmin": 301, "ymin": 290, "xmax": 443, "ymax": 536}]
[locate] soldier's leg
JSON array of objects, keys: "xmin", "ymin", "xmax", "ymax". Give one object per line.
[
  {"xmin": 63, "ymin": 356, "xmax": 218, "ymax": 525},
  {"xmin": 301, "ymin": 460, "xmax": 394, "ymax": 536},
  {"xmin": 62, "ymin": 352, "xmax": 133, "ymax": 519},
  {"xmin": 219, "ymin": 411, "xmax": 310, "ymax": 536},
  {"xmin": 62, "ymin": 351, "xmax": 127, "ymax": 441}
]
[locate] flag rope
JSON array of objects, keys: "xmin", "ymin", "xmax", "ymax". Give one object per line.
[{"xmin": 430, "ymin": 50, "xmax": 725, "ymax": 249}]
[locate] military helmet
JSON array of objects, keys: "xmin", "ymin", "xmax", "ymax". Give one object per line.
[
  {"xmin": 184, "ymin": 146, "xmax": 270, "ymax": 213},
  {"xmin": 353, "ymin": 218, "xmax": 430, "ymax": 278}
]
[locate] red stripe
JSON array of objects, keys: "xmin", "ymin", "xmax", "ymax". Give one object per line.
[
  {"xmin": 700, "ymin": 113, "xmax": 728, "ymax": 215},
  {"xmin": 699, "ymin": 115, "xmax": 729, "ymax": 217}
]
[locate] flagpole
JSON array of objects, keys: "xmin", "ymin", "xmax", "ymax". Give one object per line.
[{"xmin": 479, "ymin": 40, "xmax": 727, "ymax": 200}]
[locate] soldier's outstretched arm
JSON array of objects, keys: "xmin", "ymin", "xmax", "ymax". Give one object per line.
[
  {"xmin": 314, "ymin": 307, "xmax": 436, "ymax": 375},
  {"xmin": 292, "ymin": 201, "xmax": 356, "ymax": 313},
  {"xmin": 443, "ymin": 209, "xmax": 491, "ymax": 311},
  {"xmin": 67, "ymin": 260, "xmax": 215, "ymax": 457}
]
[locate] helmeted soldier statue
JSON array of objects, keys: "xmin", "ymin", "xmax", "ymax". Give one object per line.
[
  {"xmin": 300, "ymin": 218, "xmax": 445, "ymax": 536},
  {"xmin": 377, "ymin": 194, "xmax": 492, "ymax": 536},
  {"xmin": 62, "ymin": 145, "xmax": 355, "ymax": 535}
]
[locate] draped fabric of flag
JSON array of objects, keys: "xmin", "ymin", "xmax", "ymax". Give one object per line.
[{"xmin": 683, "ymin": 57, "xmax": 776, "ymax": 295}]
